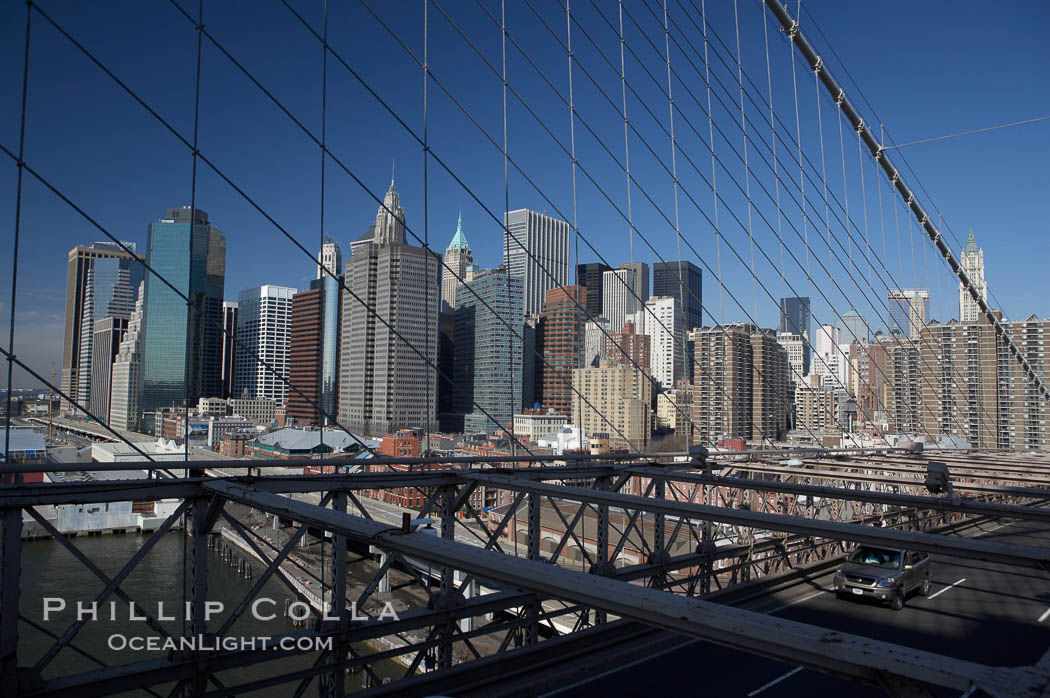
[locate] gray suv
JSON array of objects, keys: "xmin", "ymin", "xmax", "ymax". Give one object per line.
[{"xmin": 833, "ymin": 546, "xmax": 931, "ymax": 610}]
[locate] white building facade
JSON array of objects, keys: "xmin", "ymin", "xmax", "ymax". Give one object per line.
[
  {"xmin": 234, "ymin": 284, "xmax": 295, "ymax": 403},
  {"xmin": 645, "ymin": 295, "xmax": 685, "ymax": 389},
  {"xmin": 503, "ymin": 209, "xmax": 570, "ymax": 316}
]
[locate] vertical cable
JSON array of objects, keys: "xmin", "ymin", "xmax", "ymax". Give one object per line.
[
  {"xmin": 787, "ymin": 4, "xmax": 813, "ymax": 341},
  {"xmin": 761, "ymin": 4, "xmax": 787, "ymax": 308},
  {"xmin": 732, "ymin": 0, "xmax": 758, "ymax": 323},
  {"xmin": 319, "ymin": 0, "xmax": 329, "ymax": 647},
  {"xmin": 185, "ymin": 0, "xmax": 204, "ymax": 467},
  {"xmin": 856, "ymin": 130, "xmax": 873, "ymax": 333},
  {"xmin": 423, "ymin": 0, "xmax": 431, "ymax": 454},
  {"xmin": 699, "ymin": 0, "xmax": 723, "ymax": 325},
  {"xmin": 4, "ymin": 6, "xmax": 31, "ymax": 477},
  {"xmin": 617, "ymin": 0, "xmax": 635, "ymax": 268},
  {"xmin": 661, "ymin": 0, "xmax": 686, "ymax": 434},
  {"xmin": 566, "ymin": 0, "xmax": 579, "ymax": 284},
  {"xmin": 319, "ymin": 0, "xmax": 328, "ymax": 467},
  {"xmin": 501, "ymin": 0, "xmax": 512, "ymax": 455}
]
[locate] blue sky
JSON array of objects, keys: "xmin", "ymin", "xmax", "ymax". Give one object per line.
[{"xmin": 1, "ymin": 0, "xmax": 1048, "ymax": 389}]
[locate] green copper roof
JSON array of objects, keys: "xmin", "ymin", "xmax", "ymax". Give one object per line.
[
  {"xmin": 842, "ymin": 308, "xmax": 862, "ymax": 318},
  {"xmin": 964, "ymin": 230, "xmax": 978, "ymax": 254},
  {"xmin": 447, "ymin": 212, "xmax": 470, "ymax": 251}
]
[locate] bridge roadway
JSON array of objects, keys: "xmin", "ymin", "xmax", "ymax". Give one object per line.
[{"xmin": 535, "ymin": 517, "xmax": 1050, "ymax": 698}]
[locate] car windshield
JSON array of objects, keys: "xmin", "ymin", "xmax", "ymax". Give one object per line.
[{"xmin": 848, "ymin": 546, "xmax": 901, "ymax": 570}]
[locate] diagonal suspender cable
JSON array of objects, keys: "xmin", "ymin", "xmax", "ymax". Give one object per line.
[
  {"xmin": 596, "ymin": 1, "xmax": 933, "ymax": 445},
  {"xmin": 600, "ymin": 1, "xmax": 886, "ymax": 446},
  {"xmin": 765, "ymin": 0, "xmax": 1050, "ymax": 407},
  {"xmin": 4, "ymin": 5, "xmax": 31, "ymax": 477},
  {"xmin": 764, "ymin": 7, "xmax": 1007, "ymax": 440},
  {"xmin": 566, "ymin": 0, "xmax": 894, "ymax": 446},
  {"xmin": 514, "ymin": 0, "xmax": 836, "ymax": 446},
  {"xmin": 674, "ymin": 1, "xmax": 1000, "ymax": 443},
  {"xmin": 630, "ymin": 0, "xmax": 953, "ymax": 442},
  {"xmin": 365, "ymin": 0, "xmax": 754, "ymax": 447}
]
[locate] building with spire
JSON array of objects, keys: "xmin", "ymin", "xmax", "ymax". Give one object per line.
[
  {"xmin": 317, "ymin": 237, "xmax": 342, "ymax": 280},
  {"xmin": 339, "ymin": 178, "xmax": 441, "ymax": 436},
  {"xmin": 442, "ymin": 213, "xmax": 474, "ymax": 310},
  {"xmin": 958, "ymin": 231, "xmax": 987, "ymax": 324}
]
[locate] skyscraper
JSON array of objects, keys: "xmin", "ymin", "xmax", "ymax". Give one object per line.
[
  {"xmin": 646, "ymin": 296, "xmax": 686, "ymax": 390},
  {"xmin": 653, "ymin": 261, "xmax": 702, "ymax": 331},
  {"xmin": 140, "ymin": 207, "xmax": 226, "ymax": 431},
  {"xmin": 538, "ymin": 285, "xmax": 587, "ymax": 417},
  {"xmin": 288, "ymin": 268, "xmax": 343, "ymax": 427},
  {"xmin": 958, "ymin": 231, "xmax": 987, "ymax": 324},
  {"xmin": 288, "ymin": 285, "xmax": 322, "ymax": 426},
  {"xmin": 442, "ymin": 213, "xmax": 474, "ymax": 310},
  {"xmin": 452, "ymin": 268, "xmax": 523, "ymax": 434},
  {"xmin": 602, "ymin": 267, "xmax": 645, "ymax": 335},
  {"xmin": 88, "ymin": 316, "xmax": 128, "ymax": 424},
  {"xmin": 339, "ymin": 179, "xmax": 441, "ymax": 436},
  {"xmin": 503, "ymin": 209, "xmax": 571, "ymax": 316},
  {"xmin": 61, "ymin": 242, "xmax": 143, "ymax": 413},
  {"xmin": 778, "ymin": 296, "xmax": 811, "ymax": 375},
  {"xmin": 620, "ymin": 262, "xmax": 650, "ymax": 305},
  {"xmin": 840, "ymin": 308, "xmax": 867, "ymax": 343},
  {"xmin": 887, "ymin": 289, "xmax": 929, "ymax": 339},
  {"xmin": 576, "ymin": 262, "xmax": 612, "ymax": 318},
  {"xmin": 690, "ymin": 323, "xmax": 789, "ymax": 444},
  {"xmin": 918, "ymin": 315, "xmax": 1048, "ymax": 450},
  {"xmin": 220, "ymin": 301, "xmax": 238, "ymax": 399},
  {"xmin": 234, "ymin": 285, "xmax": 295, "ymax": 403},
  {"xmin": 109, "ymin": 282, "xmax": 145, "ymax": 432}
]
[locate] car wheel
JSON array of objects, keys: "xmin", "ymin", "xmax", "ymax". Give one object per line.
[
  {"xmin": 918, "ymin": 575, "xmax": 930, "ymax": 597},
  {"xmin": 889, "ymin": 590, "xmax": 904, "ymax": 611}
]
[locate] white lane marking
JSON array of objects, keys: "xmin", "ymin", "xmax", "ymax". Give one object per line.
[
  {"xmin": 1038, "ymin": 607, "xmax": 1050, "ymax": 623},
  {"xmin": 768, "ymin": 587, "xmax": 828, "ymax": 615},
  {"xmin": 537, "ymin": 638, "xmax": 700, "ymax": 697},
  {"xmin": 959, "ymin": 684, "xmax": 977, "ymax": 698},
  {"xmin": 927, "ymin": 578, "xmax": 966, "ymax": 600},
  {"xmin": 747, "ymin": 666, "xmax": 804, "ymax": 696}
]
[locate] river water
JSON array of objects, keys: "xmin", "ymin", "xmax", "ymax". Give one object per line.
[{"xmin": 19, "ymin": 531, "xmax": 401, "ymax": 695}]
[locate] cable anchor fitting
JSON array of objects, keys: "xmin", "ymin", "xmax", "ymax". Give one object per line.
[
  {"xmin": 835, "ymin": 89, "xmax": 845, "ymax": 106},
  {"xmin": 813, "ymin": 56, "xmax": 823, "ymax": 74},
  {"xmin": 787, "ymin": 20, "xmax": 798, "ymax": 40}
]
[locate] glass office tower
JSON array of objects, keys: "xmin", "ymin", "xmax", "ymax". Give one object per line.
[
  {"xmin": 140, "ymin": 207, "xmax": 226, "ymax": 431},
  {"xmin": 778, "ymin": 296, "xmax": 811, "ymax": 374}
]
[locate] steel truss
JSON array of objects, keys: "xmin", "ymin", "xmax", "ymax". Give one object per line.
[{"xmin": 1, "ymin": 453, "xmax": 1050, "ymax": 697}]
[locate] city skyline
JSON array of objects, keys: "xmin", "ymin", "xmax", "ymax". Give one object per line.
[{"xmin": 3, "ymin": 1, "xmax": 1047, "ymax": 389}]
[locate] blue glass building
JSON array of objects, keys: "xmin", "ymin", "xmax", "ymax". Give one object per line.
[
  {"xmin": 452, "ymin": 269, "xmax": 524, "ymax": 435},
  {"xmin": 140, "ymin": 207, "xmax": 226, "ymax": 431}
]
